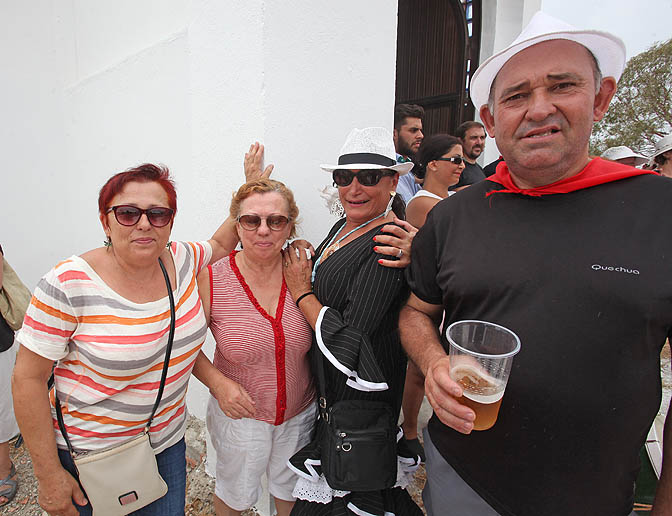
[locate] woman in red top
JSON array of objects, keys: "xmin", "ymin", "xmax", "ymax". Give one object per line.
[{"xmin": 194, "ymin": 179, "xmax": 315, "ymax": 516}]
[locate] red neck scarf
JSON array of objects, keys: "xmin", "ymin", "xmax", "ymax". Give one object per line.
[{"xmin": 486, "ymin": 158, "xmax": 657, "ymax": 197}]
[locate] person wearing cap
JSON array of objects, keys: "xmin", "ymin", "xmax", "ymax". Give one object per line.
[
  {"xmin": 283, "ymin": 127, "xmax": 423, "ymax": 516},
  {"xmin": 653, "ymin": 134, "xmax": 672, "ymax": 178},
  {"xmin": 601, "ymin": 145, "xmax": 648, "ymax": 167},
  {"xmin": 400, "ymin": 11, "xmax": 672, "ymax": 516}
]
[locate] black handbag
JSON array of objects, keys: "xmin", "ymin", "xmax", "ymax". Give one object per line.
[
  {"xmin": 316, "ymin": 347, "xmax": 397, "ymax": 492},
  {"xmin": 0, "ymin": 315, "xmax": 15, "ymax": 353}
]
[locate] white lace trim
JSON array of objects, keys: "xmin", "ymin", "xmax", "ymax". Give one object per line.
[
  {"xmin": 315, "ymin": 306, "xmax": 389, "ymax": 392},
  {"xmin": 292, "ymin": 474, "xmax": 350, "ymax": 503},
  {"xmin": 292, "ymin": 457, "xmax": 419, "ymax": 503}
]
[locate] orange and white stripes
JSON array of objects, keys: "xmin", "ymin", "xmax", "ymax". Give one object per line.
[{"xmin": 17, "ymin": 241, "xmax": 212, "ymax": 453}]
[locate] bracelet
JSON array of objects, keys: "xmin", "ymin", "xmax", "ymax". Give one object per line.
[{"xmin": 295, "ymin": 291, "xmax": 315, "ymax": 307}]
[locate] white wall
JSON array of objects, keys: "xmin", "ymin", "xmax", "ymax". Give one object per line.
[{"xmin": 1, "ymin": 0, "xmax": 398, "ymax": 423}]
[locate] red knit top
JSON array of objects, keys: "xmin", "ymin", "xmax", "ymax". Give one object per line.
[{"xmin": 208, "ymin": 252, "xmax": 315, "ymax": 425}]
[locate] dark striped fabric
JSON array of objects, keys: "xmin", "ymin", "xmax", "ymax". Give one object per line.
[
  {"xmin": 313, "ymin": 220, "xmax": 409, "ymax": 410},
  {"xmin": 289, "ymin": 220, "xmax": 421, "ymax": 516}
]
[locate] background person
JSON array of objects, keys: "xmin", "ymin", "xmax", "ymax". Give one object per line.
[
  {"xmin": 401, "ymin": 134, "xmax": 464, "ymax": 459},
  {"xmin": 394, "ymin": 104, "xmax": 425, "ymax": 203},
  {"xmin": 483, "ymin": 156, "xmax": 504, "ymax": 177},
  {"xmin": 193, "ymin": 179, "xmax": 315, "ymax": 516},
  {"xmin": 284, "ymin": 127, "xmax": 422, "ymax": 516},
  {"xmin": 601, "ymin": 145, "xmax": 648, "ymax": 167},
  {"xmin": 653, "ymin": 134, "xmax": 672, "ymax": 177},
  {"xmin": 0, "ymin": 245, "xmax": 22, "ymax": 508},
  {"xmin": 452, "ymin": 121, "xmax": 487, "ymax": 191},
  {"xmin": 11, "ymin": 163, "xmax": 250, "ymax": 516},
  {"xmin": 406, "ymin": 134, "xmax": 464, "ymax": 226}
]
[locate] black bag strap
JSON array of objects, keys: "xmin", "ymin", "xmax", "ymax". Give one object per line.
[
  {"xmin": 0, "ymin": 314, "xmax": 15, "ymax": 353},
  {"xmin": 55, "ymin": 256, "xmax": 176, "ymax": 454},
  {"xmin": 146, "ymin": 257, "xmax": 176, "ymax": 429},
  {"xmin": 315, "ymin": 344, "xmax": 329, "ymax": 422}
]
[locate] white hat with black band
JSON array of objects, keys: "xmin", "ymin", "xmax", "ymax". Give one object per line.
[{"xmin": 321, "ymin": 127, "xmax": 414, "ymax": 175}]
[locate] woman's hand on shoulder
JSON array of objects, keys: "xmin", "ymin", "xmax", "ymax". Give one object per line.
[
  {"xmin": 211, "ymin": 374, "xmax": 256, "ymax": 419},
  {"xmin": 374, "ymin": 217, "xmax": 417, "ymax": 268},
  {"xmin": 38, "ymin": 467, "xmax": 88, "ymax": 516},
  {"xmin": 289, "ymin": 239, "xmax": 315, "ymax": 259},
  {"xmin": 244, "ymin": 142, "xmax": 274, "ymax": 182},
  {"xmin": 282, "ymin": 245, "xmax": 313, "ymax": 301}
]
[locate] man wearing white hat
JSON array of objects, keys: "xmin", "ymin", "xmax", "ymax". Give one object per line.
[
  {"xmin": 400, "ymin": 11, "xmax": 672, "ymax": 516},
  {"xmin": 653, "ymin": 134, "xmax": 672, "ymax": 178},
  {"xmin": 601, "ymin": 145, "xmax": 648, "ymax": 167}
]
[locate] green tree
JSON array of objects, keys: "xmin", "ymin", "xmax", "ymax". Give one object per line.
[{"xmin": 591, "ymin": 38, "xmax": 672, "ymax": 157}]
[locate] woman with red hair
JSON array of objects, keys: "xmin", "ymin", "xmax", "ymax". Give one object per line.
[{"xmin": 12, "ymin": 162, "xmax": 255, "ymax": 516}]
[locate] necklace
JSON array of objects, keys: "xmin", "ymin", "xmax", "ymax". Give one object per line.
[{"xmin": 311, "ymin": 212, "xmax": 385, "ymax": 283}]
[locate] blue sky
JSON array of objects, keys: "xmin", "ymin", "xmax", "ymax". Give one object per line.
[{"xmin": 542, "ymin": 0, "xmax": 671, "ymax": 59}]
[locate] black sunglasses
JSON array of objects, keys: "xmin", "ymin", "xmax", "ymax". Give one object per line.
[
  {"xmin": 434, "ymin": 156, "xmax": 464, "ymax": 165},
  {"xmin": 332, "ymin": 169, "xmax": 396, "ymax": 187},
  {"xmin": 107, "ymin": 205, "xmax": 174, "ymax": 227},
  {"xmin": 236, "ymin": 214, "xmax": 291, "ymax": 231}
]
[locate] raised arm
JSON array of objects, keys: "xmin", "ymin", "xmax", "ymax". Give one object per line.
[
  {"xmin": 399, "ymin": 294, "xmax": 476, "ymax": 434},
  {"xmin": 207, "ymin": 142, "xmax": 276, "ymax": 264}
]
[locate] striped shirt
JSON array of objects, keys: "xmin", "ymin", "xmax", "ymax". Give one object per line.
[
  {"xmin": 16, "ymin": 241, "xmax": 212, "ymax": 453},
  {"xmin": 209, "ymin": 252, "xmax": 315, "ymax": 425}
]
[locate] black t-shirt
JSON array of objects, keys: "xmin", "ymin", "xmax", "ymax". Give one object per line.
[
  {"xmin": 451, "ymin": 161, "xmax": 486, "ymax": 189},
  {"xmin": 407, "ymin": 174, "xmax": 672, "ymax": 516},
  {"xmin": 483, "ymin": 158, "xmax": 503, "ymax": 177}
]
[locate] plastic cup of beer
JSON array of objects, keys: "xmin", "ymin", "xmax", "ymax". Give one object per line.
[{"xmin": 446, "ymin": 320, "xmax": 521, "ymax": 431}]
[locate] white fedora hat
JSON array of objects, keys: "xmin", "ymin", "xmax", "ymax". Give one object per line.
[
  {"xmin": 470, "ymin": 11, "xmax": 626, "ymax": 111},
  {"xmin": 321, "ymin": 127, "xmax": 413, "ymax": 175},
  {"xmin": 601, "ymin": 146, "xmax": 648, "ymax": 166},
  {"xmin": 653, "ymin": 134, "xmax": 672, "ymax": 158}
]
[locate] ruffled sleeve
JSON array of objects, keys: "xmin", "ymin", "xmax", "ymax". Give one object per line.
[{"xmin": 315, "ymin": 306, "xmax": 389, "ymax": 391}]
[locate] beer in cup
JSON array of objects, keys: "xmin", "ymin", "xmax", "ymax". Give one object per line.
[{"xmin": 446, "ymin": 320, "xmax": 521, "ymax": 431}]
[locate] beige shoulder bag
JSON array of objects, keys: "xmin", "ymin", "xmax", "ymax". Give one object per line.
[
  {"xmin": 0, "ymin": 255, "xmax": 32, "ymax": 330},
  {"xmin": 54, "ymin": 257, "xmax": 175, "ymax": 515}
]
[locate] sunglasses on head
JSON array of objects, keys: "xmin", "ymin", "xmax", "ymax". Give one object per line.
[
  {"xmin": 107, "ymin": 205, "xmax": 174, "ymax": 227},
  {"xmin": 434, "ymin": 156, "xmax": 464, "ymax": 165},
  {"xmin": 332, "ymin": 169, "xmax": 396, "ymax": 187},
  {"xmin": 236, "ymin": 214, "xmax": 291, "ymax": 231}
]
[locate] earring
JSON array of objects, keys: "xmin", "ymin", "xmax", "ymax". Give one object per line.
[
  {"xmin": 384, "ymin": 191, "xmax": 396, "ymax": 216},
  {"xmin": 103, "ymin": 236, "xmax": 112, "ymax": 247},
  {"xmin": 166, "ymin": 241, "xmax": 172, "ymax": 249}
]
